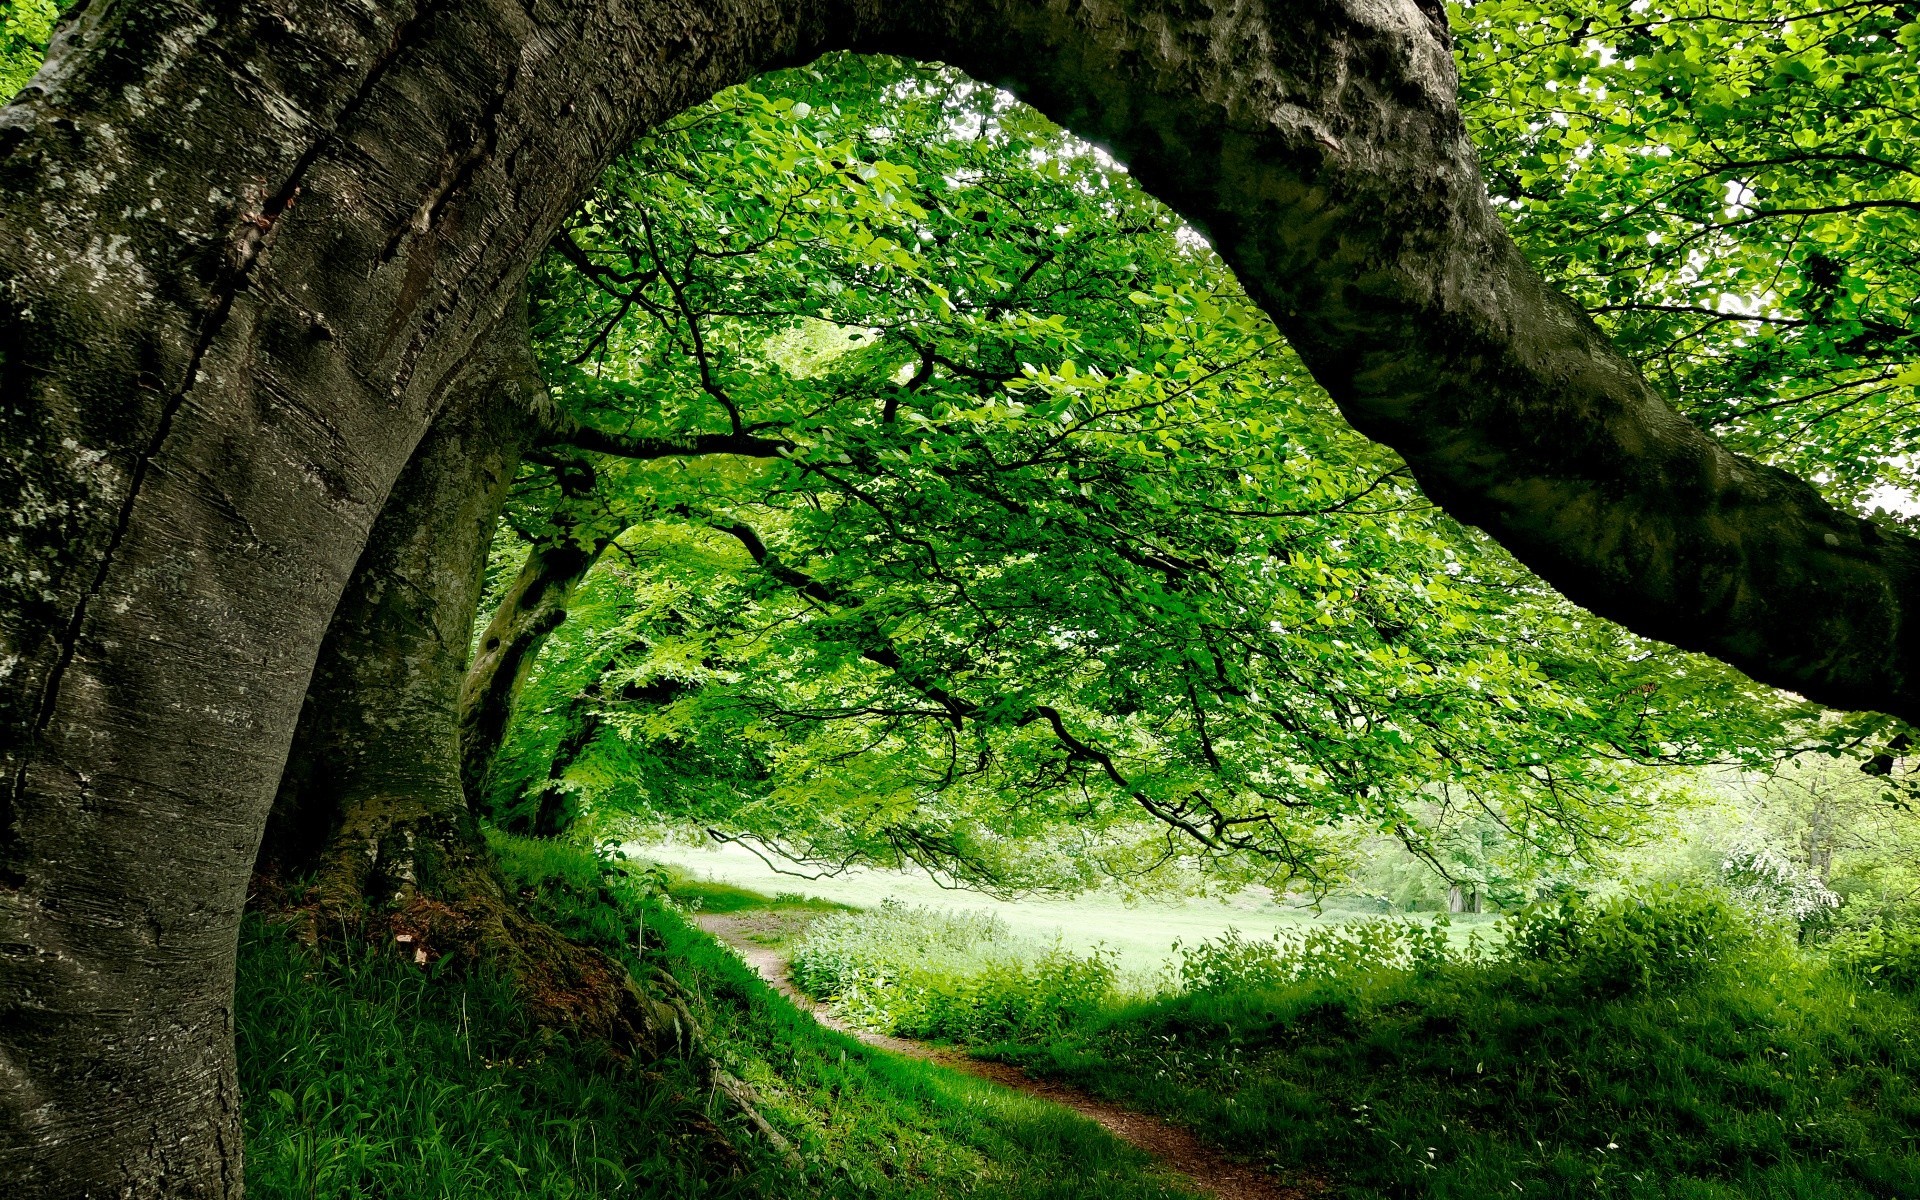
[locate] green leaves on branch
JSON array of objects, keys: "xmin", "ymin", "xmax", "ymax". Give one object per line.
[{"xmin": 491, "ymin": 53, "xmax": 1818, "ymax": 896}]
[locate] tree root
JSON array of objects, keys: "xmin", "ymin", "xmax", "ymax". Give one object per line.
[
  {"xmin": 251, "ymin": 861, "xmax": 803, "ymax": 1170},
  {"xmin": 651, "ymin": 967, "xmax": 803, "ymax": 1169}
]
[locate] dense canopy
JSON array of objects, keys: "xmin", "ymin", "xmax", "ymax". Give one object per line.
[{"xmin": 475, "ymin": 52, "xmax": 1858, "ymax": 896}]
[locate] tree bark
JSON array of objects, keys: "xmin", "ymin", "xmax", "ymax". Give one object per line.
[
  {"xmin": 256, "ymin": 309, "xmax": 664, "ymax": 1052},
  {"xmin": 459, "ymin": 517, "xmax": 625, "ymax": 808},
  {"xmin": 4, "ymin": 0, "xmax": 1919, "ymax": 1191},
  {"xmin": 0, "ymin": 3, "xmax": 821, "ymax": 1189},
  {"xmin": 256, "ymin": 310, "xmax": 540, "ymax": 908}
]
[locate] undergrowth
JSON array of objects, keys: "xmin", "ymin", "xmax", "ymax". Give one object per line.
[
  {"xmin": 791, "ymin": 900, "xmax": 1119, "ymax": 1043},
  {"xmin": 237, "ymin": 833, "xmax": 1192, "ymax": 1199},
  {"xmin": 790, "ymin": 889, "xmax": 1920, "ymax": 1197},
  {"xmin": 994, "ymin": 894, "xmax": 1920, "ymax": 1198}
]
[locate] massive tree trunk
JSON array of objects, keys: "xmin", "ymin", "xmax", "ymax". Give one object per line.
[
  {"xmin": 0, "ymin": 2, "xmax": 783, "ymax": 1188},
  {"xmin": 255, "ymin": 311, "xmax": 537, "ymax": 912},
  {"xmin": 256, "ymin": 308, "xmax": 661, "ymax": 1047},
  {"xmin": 3, "ymin": 0, "xmax": 1918, "ymax": 1192}
]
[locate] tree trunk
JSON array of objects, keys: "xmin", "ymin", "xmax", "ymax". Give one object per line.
[
  {"xmin": 256, "ymin": 310, "xmax": 539, "ymax": 908},
  {"xmin": 256, "ymin": 309, "xmax": 664, "ymax": 1050},
  {"xmin": 6, "ymin": 0, "xmax": 1920, "ymax": 1190},
  {"xmin": 459, "ymin": 519, "xmax": 627, "ymax": 807},
  {"xmin": 522, "ymin": 687, "xmax": 608, "ymax": 837},
  {"xmin": 0, "ymin": 4, "xmax": 814, "ymax": 1188}
]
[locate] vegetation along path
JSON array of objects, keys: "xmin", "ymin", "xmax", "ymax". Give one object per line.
[{"xmin": 694, "ymin": 913, "xmax": 1315, "ymax": 1200}]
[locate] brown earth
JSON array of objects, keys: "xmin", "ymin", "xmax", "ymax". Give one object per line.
[{"xmin": 693, "ymin": 913, "xmax": 1326, "ymax": 1200}]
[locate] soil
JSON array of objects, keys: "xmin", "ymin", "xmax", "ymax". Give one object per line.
[{"xmin": 693, "ymin": 913, "xmax": 1325, "ymax": 1200}]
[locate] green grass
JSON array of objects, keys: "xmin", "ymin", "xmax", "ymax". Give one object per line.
[
  {"xmin": 663, "ymin": 873, "xmax": 853, "ymax": 915},
  {"xmin": 237, "ymin": 835, "xmax": 1195, "ymax": 1199},
  {"xmin": 987, "ymin": 910, "xmax": 1920, "ymax": 1198},
  {"xmin": 780, "ymin": 889, "xmax": 1920, "ymax": 1197}
]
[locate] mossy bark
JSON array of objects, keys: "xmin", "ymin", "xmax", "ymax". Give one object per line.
[{"xmin": 256, "ymin": 313, "xmax": 668, "ymax": 1050}]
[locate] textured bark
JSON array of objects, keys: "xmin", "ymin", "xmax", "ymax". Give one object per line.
[
  {"xmin": 0, "ymin": 3, "xmax": 823, "ymax": 1190},
  {"xmin": 256, "ymin": 321, "xmax": 666, "ymax": 1055},
  {"xmin": 1, "ymin": 0, "xmax": 1917, "ymax": 1192},
  {"xmin": 459, "ymin": 518, "xmax": 624, "ymax": 807},
  {"xmin": 256, "ymin": 311, "xmax": 541, "ymax": 907}
]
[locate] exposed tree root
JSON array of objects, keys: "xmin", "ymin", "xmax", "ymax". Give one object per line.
[{"xmin": 250, "ymin": 844, "xmax": 800, "ymax": 1170}]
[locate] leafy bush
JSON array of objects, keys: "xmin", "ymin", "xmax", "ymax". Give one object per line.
[
  {"xmin": 791, "ymin": 900, "xmax": 1117, "ymax": 1042},
  {"xmin": 1174, "ymin": 919, "xmax": 1457, "ymax": 994},
  {"xmin": 1828, "ymin": 923, "xmax": 1920, "ymax": 992},
  {"xmin": 1505, "ymin": 888, "xmax": 1754, "ymax": 997}
]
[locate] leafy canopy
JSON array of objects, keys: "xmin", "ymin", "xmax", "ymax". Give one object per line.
[{"xmin": 487, "ymin": 53, "xmax": 1818, "ymax": 896}]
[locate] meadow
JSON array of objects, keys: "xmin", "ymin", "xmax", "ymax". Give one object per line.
[
  {"xmin": 768, "ymin": 882, "xmax": 1920, "ymax": 1198},
  {"xmin": 637, "ymin": 840, "xmax": 1503, "ymax": 976}
]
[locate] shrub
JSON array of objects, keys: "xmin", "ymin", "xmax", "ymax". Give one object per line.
[
  {"xmin": 1828, "ymin": 923, "xmax": 1920, "ymax": 992},
  {"xmin": 1174, "ymin": 919, "xmax": 1457, "ymax": 995},
  {"xmin": 1719, "ymin": 839, "xmax": 1841, "ymax": 927},
  {"xmin": 790, "ymin": 900, "xmax": 1116, "ymax": 1042},
  {"xmin": 1505, "ymin": 888, "xmax": 1753, "ymax": 997}
]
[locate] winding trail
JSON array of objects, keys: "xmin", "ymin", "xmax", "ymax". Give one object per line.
[{"xmin": 694, "ymin": 913, "xmax": 1318, "ymax": 1200}]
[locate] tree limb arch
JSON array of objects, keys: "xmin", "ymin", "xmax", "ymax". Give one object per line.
[{"xmin": 878, "ymin": 0, "xmax": 1920, "ymax": 721}]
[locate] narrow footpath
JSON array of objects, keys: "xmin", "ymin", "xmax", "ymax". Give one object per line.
[{"xmin": 693, "ymin": 913, "xmax": 1318, "ymax": 1200}]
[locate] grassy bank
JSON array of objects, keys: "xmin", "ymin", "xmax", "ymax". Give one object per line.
[
  {"xmin": 236, "ymin": 836, "xmax": 1194, "ymax": 1199},
  {"xmin": 792, "ymin": 894, "xmax": 1920, "ymax": 1198}
]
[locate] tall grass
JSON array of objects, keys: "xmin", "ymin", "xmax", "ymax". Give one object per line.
[
  {"xmin": 792, "ymin": 900, "xmax": 1119, "ymax": 1042},
  {"xmin": 237, "ymin": 836, "xmax": 1194, "ymax": 1199}
]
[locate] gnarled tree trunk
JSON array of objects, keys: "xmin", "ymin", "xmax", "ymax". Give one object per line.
[
  {"xmin": 255, "ymin": 310, "xmax": 661, "ymax": 1047},
  {"xmin": 5, "ymin": 0, "xmax": 1920, "ymax": 1192},
  {"xmin": 459, "ymin": 512, "xmax": 629, "ymax": 807}
]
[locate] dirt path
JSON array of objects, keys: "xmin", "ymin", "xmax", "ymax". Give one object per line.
[{"xmin": 694, "ymin": 913, "xmax": 1318, "ymax": 1200}]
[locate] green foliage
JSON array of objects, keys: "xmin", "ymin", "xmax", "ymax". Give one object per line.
[
  {"xmin": 239, "ymin": 837, "xmax": 1194, "ymax": 1200},
  {"xmin": 791, "ymin": 900, "xmax": 1119, "ymax": 1043},
  {"xmin": 1172, "ymin": 920, "xmax": 1459, "ymax": 995},
  {"xmin": 1456, "ymin": 0, "xmax": 1920, "ymax": 510},
  {"xmin": 495, "ymin": 52, "xmax": 1809, "ymax": 900},
  {"xmin": 0, "ymin": 0, "xmax": 59, "ymax": 100},
  {"xmin": 995, "ymin": 900, "xmax": 1920, "ymax": 1198},
  {"xmin": 1828, "ymin": 924, "xmax": 1920, "ymax": 994},
  {"xmin": 1506, "ymin": 890, "xmax": 1755, "ymax": 998}
]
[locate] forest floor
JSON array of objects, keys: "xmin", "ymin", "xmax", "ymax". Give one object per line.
[{"xmin": 695, "ymin": 911, "xmax": 1320, "ymax": 1200}]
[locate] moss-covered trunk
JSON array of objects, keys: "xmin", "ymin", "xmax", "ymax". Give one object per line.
[{"xmin": 256, "ymin": 314, "xmax": 661, "ymax": 1046}]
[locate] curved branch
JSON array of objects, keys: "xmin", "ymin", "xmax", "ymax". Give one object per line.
[
  {"xmin": 910, "ymin": 0, "xmax": 1920, "ymax": 720},
  {"xmin": 540, "ymin": 413, "xmax": 789, "ymax": 460}
]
